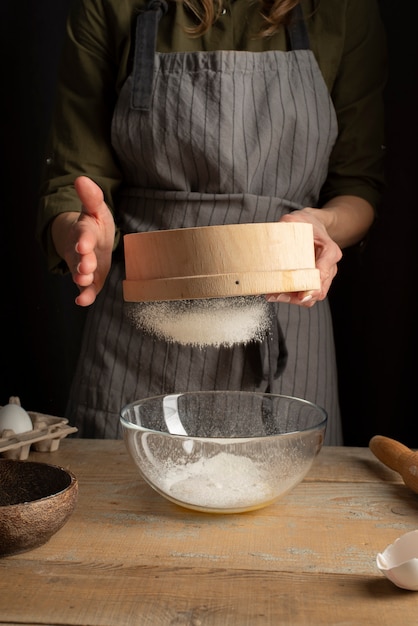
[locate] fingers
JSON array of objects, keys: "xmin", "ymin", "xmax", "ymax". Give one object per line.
[
  {"xmin": 73, "ymin": 271, "xmax": 95, "ymax": 288},
  {"xmin": 75, "ymin": 285, "xmax": 98, "ymax": 307},
  {"xmin": 76, "ymin": 250, "xmax": 97, "ymax": 275},
  {"xmin": 70, "ymin": 178, "xmax": 105, "ymax": 256},
  {"xmin": 266, "ymin": 260, "xmax": 338, "ymax": 307},
  {"xmin": 52, "ymin": 177, "xmax": 114, "ymax": 308},
  {"xmin": 266, "ymin": 290, "xmax": 318, "ymax": 307},
  {"xmin": 74, "ymin": 176, "xmax": 105, "ymax": 217},
  {"xmin": 273, "ymin": 210, "xmax": 342, "ymax": 306},
  {"xmin": 71, "ymin": 247, "xmax": 98, "ymax": 305},
  {"xmin": 266, "ymin": 244, "xmax": 340, "ymax": 307}
]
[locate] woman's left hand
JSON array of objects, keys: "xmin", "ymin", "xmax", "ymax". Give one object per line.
[{"xmin": 266, "ymin": 208, "xmax": 342, "ymax": 307}]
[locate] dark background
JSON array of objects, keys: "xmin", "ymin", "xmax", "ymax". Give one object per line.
[{"xmin": 0, "ymin": 1, "xmax": 417, "ymax": 445}]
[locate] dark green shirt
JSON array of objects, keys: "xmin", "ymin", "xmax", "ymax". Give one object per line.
[{"xmin": 38, "ymin": 0, "xmax": 387, "ymax": 272}]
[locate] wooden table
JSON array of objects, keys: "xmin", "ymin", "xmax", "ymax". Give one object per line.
[{"xmin": 1, "ymin": 440, "xmax": 417, "ymax": 625}]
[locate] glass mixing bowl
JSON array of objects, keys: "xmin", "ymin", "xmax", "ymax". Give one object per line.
[{"xmin": 120, "ymin": 391, "xmax": 327, "ymax": 514}]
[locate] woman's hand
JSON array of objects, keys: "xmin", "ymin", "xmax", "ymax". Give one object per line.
[
  {"xmin": 266, "ymin": 208, "xmax": 343, "ymax": 307},
  {"xmin": 51, "ymin": 176, "xmax": 116, "ymax": 306},
  {"xmin": 266, "ymin": 195, "xmax": 375, "ymax": 307}
]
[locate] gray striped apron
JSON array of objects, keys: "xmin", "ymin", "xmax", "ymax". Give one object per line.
[{"xmin": 66, "ymin": 1, "xmax": 343, "ymax": 444}]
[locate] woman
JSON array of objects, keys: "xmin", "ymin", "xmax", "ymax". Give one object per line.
[{"xmin": 37, "ymin": 0, "xmax": 387, "ymax": 441}]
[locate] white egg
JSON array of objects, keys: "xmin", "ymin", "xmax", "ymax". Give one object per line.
[
  {"xmin": 0, "ymin": 403, "xmax": 33, "ymax": 434},
  {"xmin": 377, "ymin": 530, "xmax": 418, "ymax": 591}
]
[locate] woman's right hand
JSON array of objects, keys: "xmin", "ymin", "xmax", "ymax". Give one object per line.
[{"xmin": 51, "ymin": 176, "xmax": 116, "ymax": 306}]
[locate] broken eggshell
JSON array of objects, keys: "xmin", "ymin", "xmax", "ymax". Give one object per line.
[{"xmin": 377, "ymin": 530, "xmax": 418, "ymax": 590}]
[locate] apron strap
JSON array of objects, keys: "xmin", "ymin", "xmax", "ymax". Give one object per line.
[
  {"xmin": 287, "ymin": 4, "xmax": 310, "ymax": 50},
  {"xmin": 131, "ymin": 0, "xmax": 168, "ymax": 111}
]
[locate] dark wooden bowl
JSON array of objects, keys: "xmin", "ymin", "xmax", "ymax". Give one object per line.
[{"xmin": 0, "ymin": 459, "xmax": 78, "ymax": 557}]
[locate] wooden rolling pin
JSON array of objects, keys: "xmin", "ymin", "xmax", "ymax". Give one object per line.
[{"xmin": 369, "ymin": 435, "xmax": 418, "ymax": 494}]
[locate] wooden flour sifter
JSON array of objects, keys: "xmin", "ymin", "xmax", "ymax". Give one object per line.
[{"xmin": 122, "ymin": 222, "xmax": 320, "ymax": 346}]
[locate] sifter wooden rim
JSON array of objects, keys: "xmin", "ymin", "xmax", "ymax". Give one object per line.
[
  {"xmin": 123, "ymin": 269, "xmax": 320, "ymax": 302},
  {"xmin": 123, "ymin": 222, "xmax": 320, "ymax": 302}
]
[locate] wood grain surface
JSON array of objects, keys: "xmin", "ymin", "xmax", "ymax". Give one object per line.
[
  {"xmin": 123, "ymin": 223, "xmax": 320, "ymax": 301},
  {"xmin": 1, "ymin": 440, "xmax": 417, "ymax": 626}
]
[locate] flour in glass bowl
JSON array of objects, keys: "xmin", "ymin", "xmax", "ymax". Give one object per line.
[
  {"xmin": 125, "ymin": 296, "xmax": 271, "ymax": 347},
  {"xmin": 154, "ymin": 451, "xmax": 279, "ymax": 510}
]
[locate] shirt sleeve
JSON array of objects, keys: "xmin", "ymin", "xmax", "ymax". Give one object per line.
[
  {"xmin": 317, "ymin": 0, "xmax": 387, "ymax": 210},
  {"xmin": 36, "ymin": 0, "xmax": 132, "ymax": 273}
]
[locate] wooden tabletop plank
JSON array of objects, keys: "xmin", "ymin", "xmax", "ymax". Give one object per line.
[{"xmin": 1, "ymin": 561, "xmax": 417, "ymax": 626}]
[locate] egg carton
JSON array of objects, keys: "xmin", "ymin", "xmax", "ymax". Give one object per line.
[{"xmin": 0, "ymin": 410, "xmax": 78, "ymax": 461}]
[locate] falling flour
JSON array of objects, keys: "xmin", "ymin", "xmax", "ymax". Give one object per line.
[
  {"xmin": 154, "ymin": 451, "xmax": 278, "ymax": 510},
  {"xmin": 125, "ymin": 296, "xmax": 271, "ymax": 347}
]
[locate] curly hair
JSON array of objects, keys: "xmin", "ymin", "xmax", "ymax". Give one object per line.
[{"xmin": 181, "ymin": 0, "xmax": 300, "ymax": 37}]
